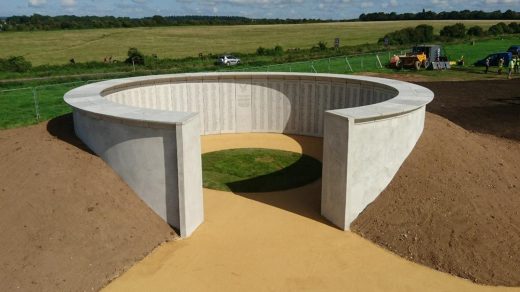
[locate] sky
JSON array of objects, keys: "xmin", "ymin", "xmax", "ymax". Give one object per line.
[{"xmin": 0, "ymin": 0, "xmax": 519, "ymax": 19}]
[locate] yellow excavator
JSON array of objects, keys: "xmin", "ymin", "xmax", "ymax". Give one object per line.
[{"xmin": 390, "ymin": 45, "xmax": 450, "ymax": 70}]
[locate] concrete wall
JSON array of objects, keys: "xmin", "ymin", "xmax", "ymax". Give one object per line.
[
  {"xmin": 71, "ymin": 109, "xmax": 203, "ymax": 237},
  {"xmin": 64, "ymin": 72, "xmax": 433, "ymax": 236},
  {"xmin": 103, "ymin": 75, "xmax": 397, "ymax": 138},
  {"xmin": 321, "ymin": 107, "xmax": 426, "ymax": 229}
]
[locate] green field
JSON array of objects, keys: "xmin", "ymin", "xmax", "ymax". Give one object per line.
[
  {"xmin": 202, "ymin": 148, "xmax": 322, "ymax": 192},
  {"xmin": 0, "ymin": 81, "xmax": 87, "ymax": 129},
  {"xmin": 0, "ymin": 22, "xmax": 519, "ymax": 131},
  {"xmin": 253, "ymin": 38, "xmax": 518, "ymax": 71},
  {"xmin": 1, "ymin": 36, "xmax": 519, "ymax": 130},
  {"xmin": 0, "ymin": 20, "xmax": 506, "ymax": 66}
]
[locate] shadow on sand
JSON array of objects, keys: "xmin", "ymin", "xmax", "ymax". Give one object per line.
[{"xmin": 46, "ymin": 113, "xmax": 94, "ymax": 154}]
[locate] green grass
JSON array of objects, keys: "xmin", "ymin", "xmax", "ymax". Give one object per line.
[
  {"xmin": 226, "ymin": 36, "xmax": 520, "ymax": 74},
  {"xmin": 444, "ymin": 37, "xmax": 520, "ymax": 65},
  {"xmin": 1, "ymin": 35, "xmax": 519, "ymax": 130},
  {"xmin": 0, "ymin": 20, "xmax": 506, "ymax": 66},
  {"xmin": 202, "ymin": 148, "xmax": 322, "ymax": 192},
  {"xmin": 0, "ymin": 82, "xmax": 82, "ymax": 129}
]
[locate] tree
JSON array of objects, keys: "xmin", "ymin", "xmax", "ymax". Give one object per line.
[
  {"xmin": 440, "ymin": 23, "xmax": 466, "ymax": 38},
  {"xmin": 413, "ymin": 24, "xmax": 434, "ymax": 43},
  {"xmin": 273, "ymin": 45, "xmax": 284, "ymax": 55},
  {"xmin": 467, "ymin": 25, "xmax": 485, "ymax": 37},
  {"xmin": 379, "ymin": 25, "xmax": 434, "ymax": 45},
  {"xmin": 488, "ymin": 22, "xmax": 512, "ymax": 35},
  {"xmin": 508, "ymin": 22, "xmax": 520, "ymax": 33},
  {"xmin": 125, "ymin": 48, "xmax": 145, "ymax": 65},
  {"xmin": 317, "ymin": 41, "xmax": 328, "ymax": 50},
  {"xmin": 256, "ymin": 46, "xmax": 266, "ymax": 55}
]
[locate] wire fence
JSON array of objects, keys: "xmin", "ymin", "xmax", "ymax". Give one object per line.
[
  {"xmin": 217, "ymin": 50, "xmax": 406, "ymax": 74},
  {"xmin": 0, "ymin": 80, "xmax": 105, "ymax": 129},
  {"xmin": 1, "ymin": 50, "xmax": 408, "ymax": 130}
]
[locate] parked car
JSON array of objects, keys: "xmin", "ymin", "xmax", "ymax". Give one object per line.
[
  {"xmin": 474, "ymin": 52, "xmax": 512, "ymax": 66},
  {"xmin": 507, "ymin": 45, "xmax": 520, "ymax": 55},
  {"xmin": 217, "ymin": 55, "xmax": 241, "ymax": 66}
]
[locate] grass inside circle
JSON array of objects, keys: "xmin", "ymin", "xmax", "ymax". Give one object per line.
[{"xmin": 202, "ymin": 148, "xmax": 322, "ymax": 193}]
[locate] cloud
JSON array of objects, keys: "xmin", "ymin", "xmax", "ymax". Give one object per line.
[
  {"xmin": 28, "ymin": 0, "xmax": 46, "ymax": 7},
  {"xmin": 484, "ymin": 0, "xmax": 519, "ymax": 3},
  {"xmin": 431, "ymin": 0, "xmax": 450, "ymax": 6},
  {"xmin": 12, "ymin": 0, "xmax": 520, "ymax": 19},
  {"xmin": 61, "ymin": 0, "xmax": 76, "ymax": 7}
]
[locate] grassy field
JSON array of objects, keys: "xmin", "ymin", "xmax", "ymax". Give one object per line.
[
  {"xmin": 0, "ymin": 20, "xmax": 507, "ymax": 66},
  {"xmin": 202, "ymin": 148, "xmax": 322, "ymax": 192},
  {"xmin": 2, "ymin": 36, "xmax": 519, "ymax": 130},
  {"xmin": 0, "ymin": 82, "xmax": 85, "ymax": 129},
  {"xmin": 224, "ymin": 36, "xmax": 520, "ymax": 73},
  {"xmin": 1, "ymin": 35, "xmax": 519, "ymax": 130}
]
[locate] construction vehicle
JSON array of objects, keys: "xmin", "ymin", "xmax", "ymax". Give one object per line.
[{"xmin": 390, "ymin": 45, "xmax": 450, "ymax": 70}]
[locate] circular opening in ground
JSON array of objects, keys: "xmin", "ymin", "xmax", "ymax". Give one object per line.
[{"xmin": 202, "ymin": 148, "xmax": 322, "ymax": 193}]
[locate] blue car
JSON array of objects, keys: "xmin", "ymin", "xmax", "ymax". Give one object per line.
[
  {"xmin": 507, "ymin": 45, "xmax": 520, "ymax": 55},
  {"xmin": 474, "ymin": 52, "xmax": 513, "ymax": 67}
]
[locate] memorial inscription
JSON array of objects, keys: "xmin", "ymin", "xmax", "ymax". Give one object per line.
[{"xmin": 235, "ymin": 79, "xmax": 252, "ymax": 132}]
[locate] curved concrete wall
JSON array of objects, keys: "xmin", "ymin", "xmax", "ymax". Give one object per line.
[
  {"xmin": 64, "ymin": 73, "xmax": 433, "ymax": 237},
  {"xmin": 102, "ymin": 75, "xmax": 398, "ymax": 137}
]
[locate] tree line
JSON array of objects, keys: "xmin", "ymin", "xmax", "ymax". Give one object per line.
[
  {"xmin": 380, "ymin": 21, "xmax": 520, "ymax": 45},
  {"xmin": 3, "ymin": 10, "xmax": 520, "ymax": 32},
  {"xmin": 360, "ymin": 9, "xmax": 520, "ymax": 21},
  {"xmin": 0, "ymin": 15, "xmax": 333, "ymax": 31}
]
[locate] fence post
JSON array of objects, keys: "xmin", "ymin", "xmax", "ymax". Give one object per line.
[
  {"xmin": 345, "ymin": 57, "xmax": 353, "ymax": 72},
  {"xmin": 328, "ymin": 58, "xmax": 331, "ymax": 72},
  {"xmin": 32, "ymin": 87, "xmax": 40, "ymax": 121},
  {"xmin": 361, "ymin": 57, "xmax": 364, "ymax": 70},
  {"xmin": 376, "ymin": 54, "xmax": 383, "ymax": 69},
  {"xmin": 311, "ymin": 61, "xmax": 317, "ymax": 73}
]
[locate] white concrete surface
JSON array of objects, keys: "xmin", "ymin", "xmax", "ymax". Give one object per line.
[{"xmin": 64, "ymin": 72, "xmax": 433, "ymax": 236}]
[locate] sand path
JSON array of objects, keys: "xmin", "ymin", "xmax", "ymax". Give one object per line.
[{"xmin": 104, "ymin": 133, "xmax": 518, "ymax": 292}]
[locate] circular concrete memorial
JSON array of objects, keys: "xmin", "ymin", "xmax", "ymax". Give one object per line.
[{"xmin": 64, "ymin": 72, "xmax": 433, "ymax": 237}]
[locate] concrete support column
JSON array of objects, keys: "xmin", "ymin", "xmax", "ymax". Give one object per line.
[
  {"xmin": 175, "ymin": 116, "xmax": 204, "ymax": 237},
  {"xmin": 321, "ymin": 113, "xmax": 352, "ymax": 230}
]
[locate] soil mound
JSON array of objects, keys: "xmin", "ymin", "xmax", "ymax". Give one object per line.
[
  {"xmin": 352, "ymin": 112, "xmax": 520, "ymax": 286},
  {"xmin": 0, "ymin": 114, "xmax": 176, "ymax": 292},
  {"xmin": 419, "ymin": 80, "xmax": 520, "ymax": 141}
]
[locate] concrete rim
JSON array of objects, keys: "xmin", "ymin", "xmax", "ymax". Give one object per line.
[{"xmin": 64, "ymin": 72, "xmax": 434, "ymax": 127}]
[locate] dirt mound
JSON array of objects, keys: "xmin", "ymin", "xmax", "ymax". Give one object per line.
[
  {"xmin": 352, "ymin": 112, "xmax": 520, "ymax": 286},
  {"xmin": 419, "ymin": 79, "xmax": 520, "ymax": 141},
  {"xmin": 0, "ymin": 114, "xmax": 176, "ymax": 292}
]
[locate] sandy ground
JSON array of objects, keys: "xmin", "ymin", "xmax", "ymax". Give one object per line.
[
  {"xmin": 104, "ymin": 131, "xmax": 519, "ymax": 292},
  {"xmin": 0, "ymin": 115, "xmax": 176, "ymax": 292}
]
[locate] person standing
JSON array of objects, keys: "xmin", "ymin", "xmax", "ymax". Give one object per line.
[
  {"xmin": 509, "ymin": 58, "xmax": 515, "ymax": 79},
  {"xmin": 485, "ymin": 57, "xmax": 490, "ymax": 74},
  {"xmin": 515, "ymin": 56, "xmax": 519, "ymax": 74},
  {"xmin": 498, "ymin": 57, "xmax": 504, "ymax": 75}
]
